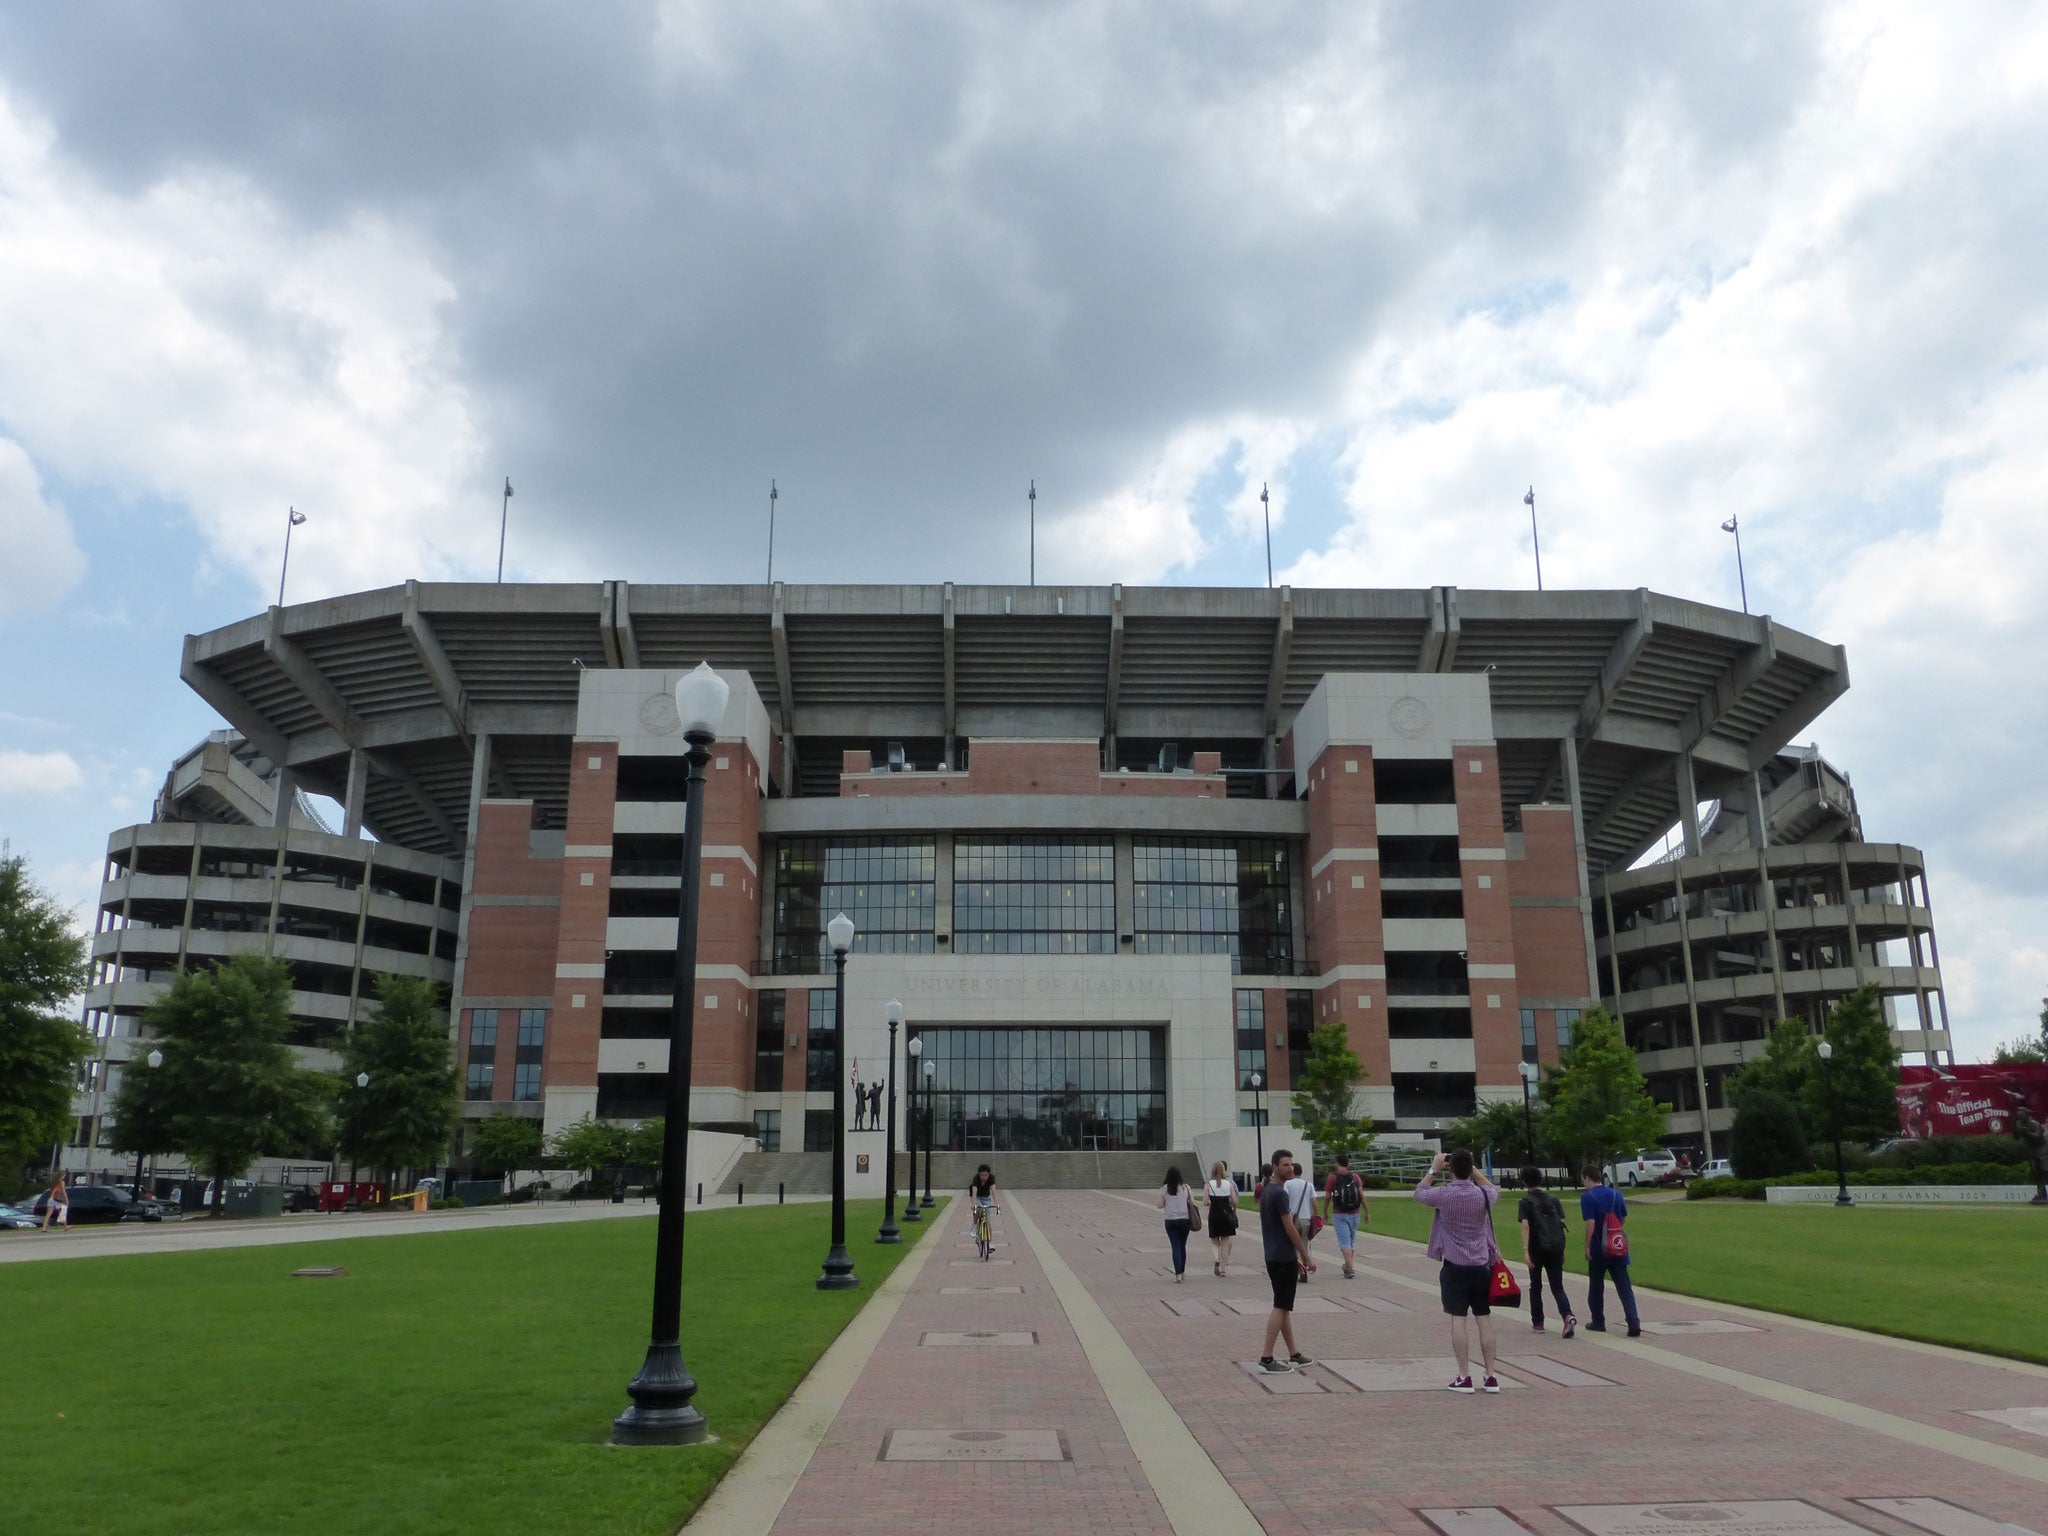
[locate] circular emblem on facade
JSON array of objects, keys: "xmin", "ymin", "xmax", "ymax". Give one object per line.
[
  {"xmin": 638, "ymin": 692, "xmax": 681, "ymax": 737},
  {"xmin": 1650, "ymin": 1510, "xmax": 1734, "ymax": 1523},
  {"xmin": 1389, "ymin": 695, "xmax": 1431, "ymax": 740}
]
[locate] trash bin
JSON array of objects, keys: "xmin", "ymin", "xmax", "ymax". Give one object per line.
[{"xmin": 224, "ymin": 1186, "xmax": 288, "ymax": 1219}]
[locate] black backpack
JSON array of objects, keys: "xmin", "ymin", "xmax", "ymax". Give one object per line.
[
  {"xmin": 1526, "ymin": 1190, "xmax": 1566, "ymax": 1256},
  {"xmin": 1330, "ymin": 1172, "xmax": 1362, "ymax": 1213}
]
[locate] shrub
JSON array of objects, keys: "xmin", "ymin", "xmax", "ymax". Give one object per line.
[
  {"xmin": 1686, "ymin": 1163, "xmax": 2028, "ymax": 1196},
  {"xmin": 1730, "ymin": 1088, "xmax": 1812, "ymax": 1178},
  {"xmin": 1874, "ymin": 1135, "xmax": 2025, "ymax": 1169},
  {"xmin": 1687, "ymin": 1176, "xmax": 1767, "ymax": 1200}
]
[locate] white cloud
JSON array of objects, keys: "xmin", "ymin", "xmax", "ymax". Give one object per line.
[
  {"xmin": 0, "ymin": 88, "xmax": 485, "ymax": 603},
  {"xmin": 0, "ymin": 748, "xmax": 84, "ymax": 797},
  {"xmin": 0, "ymin": 437, "xmax": 84, "ymax": 615}
]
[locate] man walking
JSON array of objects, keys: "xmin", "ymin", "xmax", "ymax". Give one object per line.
[
  {"xmin": 1415, "ymin": 1148, "xmax": 1502, "ymax": 1393},
  {"xmin": 1321, "ymin": 1151, "xmax": 1368, "ymax": 1279},
  {"xmin": 1516, "ymin": 1166, "xmax": 1576, "ymax": 1337},
  {"xmin": 1580, "ymin": 1165, "xmax": 1642, "ymax": 1336},
  {"xmin": 1257, "ymin": 1148, "xmax": 1316, "ymax": 1374}
]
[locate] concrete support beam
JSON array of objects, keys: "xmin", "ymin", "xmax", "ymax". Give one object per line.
[
  {"xmin": 270, "ymin": 767, "xmax": 298, "ymax": 829},
  {"xmin": 1104, "ymin": 583, "xmax": 1125, "ymax": 768},
  {"xmin": 179, "ymin": 640, "xmax": 290, "ymax": 766},
  {"xmin": 400, "ymin": 580, "xmax": 473, "ymax": 748},
  {"xmin": 771, "ymin": 583, "xmax": 798, "ymax": 794},
  {"xmin": 448, "ymin": 733, "xmax": 492, "ymax": 1018},
  {"xmin": 1677, "ymin": 619, "xmax": 1778, "ymax": 751},
  {"xmin": 264, "ymin": 610, "xmax": 368, "ymax": 745},
  {"xmin": 368, "ymin": 749, "xmax": 463, "ymax": 851},
  {"xmin": 1262, "ymin": 587, "xmax": 1292, "ymax": 798},
  {"xmin": 1584, "ymin": 754, "xmax": 1675, "ymax": 852},
  {"xmin": 1541, "ymin": 588, "xmax": 1655, "ymax": 800},
  {"xmin": 343, "ymin": 750, "xmax": 369, "ymax": 839},
  {"xmin": 942, "ymin": 582, "xmax": 957, "ymax": 765},
  {"xmin": 601, "ymin": 579, "xmax": 640, "ymax": 669},
  {"xmin": 1417, "ymin": 585, "xmax": 1460, "ymax": 671},
  {"xmin": 1558, "ymin": 737, "xmax": 1600, "ymax": 999},
  {"xmin": 1747, "ymin": 648, "xmax": 1850, "ymax": 769},
  {"xmin": 1675, "ymin": 752, "xmax": 1702, "ymax": 857}
]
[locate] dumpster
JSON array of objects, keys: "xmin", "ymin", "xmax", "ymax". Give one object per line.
[{"xmin": 224, "ymin": 1185, "xmax": 288, "ymax": 1219}]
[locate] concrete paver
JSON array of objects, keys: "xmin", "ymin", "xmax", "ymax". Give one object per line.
[{"xmin": 700, "ymin": 1189, "xmax": 2048, "ymax": 1536}]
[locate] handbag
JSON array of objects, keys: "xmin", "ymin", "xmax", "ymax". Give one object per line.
[{"xmin": 1483, "ymin": 1189, "xmax": 1522, "ymax": 1308}]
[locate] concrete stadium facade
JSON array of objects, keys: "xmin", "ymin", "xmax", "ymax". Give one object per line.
[{"xmin": 56, "ymin": 580, "xmax": 1948, "ymax": 1178}]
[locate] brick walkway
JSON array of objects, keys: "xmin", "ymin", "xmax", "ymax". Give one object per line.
[{"xmin": 711, "ymin": 1189, "xmax": 2048, "ymax": 1536}]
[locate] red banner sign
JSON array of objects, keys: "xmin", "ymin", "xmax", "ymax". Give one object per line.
[{"xmin": 1897, "ymin": 1065, "xmax": 2048, "ymax": 1138}]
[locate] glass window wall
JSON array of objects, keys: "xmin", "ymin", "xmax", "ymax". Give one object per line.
[
  {"xmin": 912, "ymin": 1026, "xmax": 1166, "ymax": 1151},
  {"xmin": 1234, "ymin": 990, "xmax": 1267, "ymax": 1090},
  {"xmin": 771, "ymin": 838, "xmax": 936, "ymax": 973},
  {"xmin": 953, "ymin": 837, "xmax": 1114, "ymax": 954},
  {"xmin": 1132, "ymin": 838, "xmax": 1293, "ymax": 974},
  {"xmin": 805, "ymin": 990, "xmax": 838, "ymax": 1092}
]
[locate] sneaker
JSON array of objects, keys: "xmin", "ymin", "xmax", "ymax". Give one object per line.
[
  {"xmin": 1627, "ymin": 1325, "xmax": 1642, "ymax": 1337},
  {"xmin": 1342, "ymin": 1266, "xmax": 1355, "ymax": 1279},
  {"xmin": 1585, "ymin": 1322, "xmax": 1608, "ymax": 1333},
  {"xmin": 1258, "ymin": 1356, "xmax": 1296, "ymax": 1374},
  {"xmin": 1563, "ymin": 1316, "xmax": 1577, "ymax": 1339},
  {"xmin": 1446, "ymin": 1375, "xmax": 1476, "ymax": 1394},
  {"xmin": 1531, "ymin": 1320, "xmax": 1546, "ymax": 1333},
  {"xmin": 1289, "ymin": 1352, "xmax": 1315, "ymax": 1367},
  {"xmin": 1481, "ymin": 1375, "xmax": 1501, "ymax": 1394}
]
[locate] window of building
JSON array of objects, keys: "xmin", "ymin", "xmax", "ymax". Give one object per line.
[
  {"xmin": 513, "ymin": 1063, "xmax": 541, "ymax": 1101},
  {"xmin": 1235, "ymin": 989, "xmax": 1267, "ymax": 1090},
  {"xmin": 1132, "ymin": 838, "xmax": 1293, "ymax": 974},
  {"xmin": 1286, "ymin": 990, "xmax": 1315, "ymax": 1086},
  {"xmin": 914, "ymin": 1027, "xmax": 1167, "ymax": 1151},
  {"xmin": 805, "ymin": 990, "xmax": 838, "ymax": 1092},
  {"xmin": 754, "ymin": 1109, "xmax": 781, "ymax": 1152},
  {"xmin": 1520, "ymin": 1008, "xmax": 1539, "ymax": 1064},
  {"xmin": 1556, "ymin": 1009, "xmax": 1580, "ymax": 1050},
  {"xmin": 953, "ymin": 837, "xmax": 1114, "ymax": 954},
  {"xmin": 72, "ymin": 1115, "xmax": 93, "ymax": 1147},
  {"xmin": 771, "ymin": 838, "xmax": 937, "ymax": 973},
  {"xmin": 517, "ymin": 1009, "xmax": 546, "ymax": 1050},
  {"xmin": 804, "ymin": 1108, "xmax": 834, "ymax": 1153},
  {"xmin": 1238, "ymin": 1107, "xmax": 1270, "ymax": 1129},
  {"xmin": 466, "ymin": 1062, "xmax": 494, "ymax": 1100},
  {"xmin": 754, "ymin": 990, "xmax": 787, "ymax": 1094},
  {"xmin": 469, "ymin": 1009, "xmax": 498, "ymax": 1048}
]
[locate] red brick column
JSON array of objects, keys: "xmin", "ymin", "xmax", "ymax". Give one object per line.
[
  {"xmin": 1453, "ymin": 745, "xmax": 1521, "ymax": 1088},
  {"xmin": 1298, "ymin": 742, "xmax": 1388, "ymax": 1088}
]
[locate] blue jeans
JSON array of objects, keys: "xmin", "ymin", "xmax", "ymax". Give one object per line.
[
  {"xmin": 1165, "ymin": 1219, "xmax": 1192, "ymax": 1274},
  {"xmin": 1586, "ymin": 1256, "xmax": 1639, "ymax": 1330}
]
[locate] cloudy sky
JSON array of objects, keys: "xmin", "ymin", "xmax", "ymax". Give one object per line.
[{"xmin": 0, "ymin": 2, "xmax": 2042, "ymax": 1056}]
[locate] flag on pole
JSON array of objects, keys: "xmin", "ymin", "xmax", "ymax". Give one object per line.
[
  {"xmin": 505, "ymin": 477, "xmax": 514, "ymax": 499},
  {"xmin": 289, "ymin": 508, "xmax": 307, "ymax": 526},
  {"xmin": 1720, "ymin": 516, "xmax": 1738, "ymax": 532}
]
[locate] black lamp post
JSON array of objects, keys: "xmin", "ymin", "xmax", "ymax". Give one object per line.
[
  {"xmin": 878, "ymin": 1000, "xmax": 903, "ymax": 1244},
  {"xmin": 132, "ymin": 1048, "xmax": 163, "ymax": 1197},
  {"xmin": 903, "ymin": 1034, "xmax": 923, "ymax": 1221},
  {"xmin": 1250, "ymin": 1071, "xmax": 1265, "ymax": 1175},
  {"xmin": 817, "ymin": 911, "xmax": 858, "ymax": 1290},
  {"xmin": 1517, "ymin": 1059, "xmax": 1539, "ymax": 1165},
  {"xmin": 1818, "ymin": 1039, "xmax": 1853, "ymax": 1208},
  {"xmin": 922, "ymin": 1057, "xmax": 936, "ymax": 1209},
  {"xmin": 344, "ymin": 1071, "xmax": 369, "ymax": 1211},
  {"xmin": 612, "ymin": 661, "xmax": 728, "ymax": 1446}
]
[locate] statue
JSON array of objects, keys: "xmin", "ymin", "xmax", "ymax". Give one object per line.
[{"xmin": 2014, "ymin": 1104, "xmax": 2048, "ymax": 1205}]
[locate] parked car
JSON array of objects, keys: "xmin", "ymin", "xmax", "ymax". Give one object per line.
[
  {"xmin": 1604, "ymin": 1148, "xmax": 1680, "ymax": 1187},
  {"xmin": 1698, "ymin": 1158, "xmax": 1735, "ymax": 1180},
  {"xmin": 14, "ymin": 1187, "xmax": 167, "ymax": 1224},
  {"xmin": 0, "ymin": 1202, "xmax": 42, "ymax": 1231}
]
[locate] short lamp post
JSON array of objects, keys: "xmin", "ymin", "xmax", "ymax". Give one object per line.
[
  {"xmin": 132, "ymin": 1048, "xmax": 163, "ymax": 1197},
  {"xmin": 922, "ymin": 1058, "xmax": 936, "ymax": 1208},
  {"xmin": 612, "ymin": 660, "xmax": 728, "ymax": 1446},
  {"xmin": 902, "ymin": 1033, "xmax": 923, "ymax": 1221},
  {"xmin": 817, "ymin": 911, "xmax": 858, "ymax": 1290},
  {"xmin": 344, "ymin": 1071, "xmax": 369, "ymax": 1211},
  {"xmin": 1517, "ymin": 1059, "xmax": 1539, "ymax": 1165},
  {"xmin": 1817, "ymin": 1040, "xmax": 1853, "ymax": 1208},
  {"xmin": 878, "ymin": 1000, "xmax": 903, "ymax": 1244},
  {"xmin": 1250, "ymin": 1071, "xmax": 1265, "ymax": 1175}
]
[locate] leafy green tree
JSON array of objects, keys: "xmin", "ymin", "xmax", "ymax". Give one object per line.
[
  {"xmin": 339, "ymin": 974, "xmax": 459, "ymax": 1181},
  {"xmin": 1540, "ymin": 1007, "xmax": 1668, "ymax": 1171},
  {"xmin": 1991, "ymin": 994, "xmax": 2048, "ymax": 1064},
  {"xmin": 623, "ymin": 1117, "xmax": 667, "ymax": 1170},
  {"xmin": 1805, "ymin": 985, "xmax": 1900, "ymax": 1145},
  {"xmin": 145, "ymin": 953, "xmax": 329, "ymax": 1215},
  {"xmin": 468, "ymin": 1113, "xmax": 544, "ymax": 1189},
  {"xmin": 1728, "ymin": 1018, "xmax": 1820, "ymax": 1116},
  {"xmin": 1446, "ymin": 1094, "xmax": 1549, "ymax": 1166},
  {"xmin": 0, "ymin": 856, "xmax": 93, "ymax": 1191},
  {"xmin": 104, "ymin": 1042, "xmax": 178, "ymax": 1183},
  {"xmin": 1289, "ymin": 1021, "xmax": 1376, "ymax": 1161},
  {"xmin": 547, "ymin": 1116, "xmax": 629, "ymax": 1184},
  {"xmin": 1729, "ymin": 1087, "xmax": 1812, "ymax": 1178}
]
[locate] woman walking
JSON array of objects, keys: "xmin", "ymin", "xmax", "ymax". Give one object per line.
[
  {"xmin": 1205, "ymin": 1159, "xmax": 1239, "ymax": 1276},
  {"xmin": 1157, "ymin": 1166, "xmax": 1201, "ymax": 1282}
]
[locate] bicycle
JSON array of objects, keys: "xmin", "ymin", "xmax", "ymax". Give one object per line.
[{"xmin": 973, "ymin": 1200, "xmax": 997, "ymax": 1260}]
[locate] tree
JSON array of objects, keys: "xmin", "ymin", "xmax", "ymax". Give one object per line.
[
  {"xmin": 623, "ymin": 1117, "xmax": 667, "ymax": 1170},
  {"xmin": 1729, "ymin": 1087, "xmax": 1812, "ymax": 1179},
  {"xmin": 1805, "ymin": 985, "xmax": 1900, "ymax": 1146},
  {"xmin": 0, "ymin": 856, "xmax": 93, "ymax": 1191},
  {"xmin": 1540, "ymin": 1007, "xmax": 1668, "ymax": 1171},
  {"xmin": 146, "ymin": 954, "xmax": 329, "ymax": 1215},
  {"xmin": 1728, "ymin": 1017, "xmax": 1820, "ymax": 1112},
  {"xmin": 1289, "ymin": 1021, "xmax": 1376, "ymax": 1161},
  {"xmin": 339, "ymin": 974, "xmax": 459, "ymax": 1181},
  {"xmin": 1991, "ymin": 994, "xmax": 2048, "ymax": 1064},
  {"xmin": 104, "ymin": 1042, "xmax": 177, "ymax": 1184},
  {"xmin": 469, "ymin": 1113, "xmax": 544, "ymax": 1190},
  {"xmin": 547, "ymin": 1116, "xmax": 629, "ymax": 1185},
  {"xmin": 1445, "ymin": 1095, "xmax": 1549, "ymax": 1167}
]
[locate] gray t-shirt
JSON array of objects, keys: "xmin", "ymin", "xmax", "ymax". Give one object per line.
[{"xmin": 1259, "ymin": 1181, "xmax": 1296, "ymax": 1264}]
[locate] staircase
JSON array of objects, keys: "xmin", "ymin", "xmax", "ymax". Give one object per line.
[{"xmin": 718, "ymin": 1151, "xmax": 832, "ymax": 1197}]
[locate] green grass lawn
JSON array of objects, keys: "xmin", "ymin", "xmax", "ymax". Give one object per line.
[
  {"xmin": 3, "ymin": 1199, "xmax": 939, "ymax": 1536},
  {"xmin": 1356, "ymin": 1188, "xmax": 2048, "ymax": 1362}
]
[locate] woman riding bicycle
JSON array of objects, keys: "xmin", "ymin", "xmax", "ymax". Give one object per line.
[{"xmin": 967, "ymin": 1164, "xmax": 998, "ymax": 1251}]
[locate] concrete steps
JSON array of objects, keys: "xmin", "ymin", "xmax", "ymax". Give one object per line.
[{"xmin": 719, "ymin": 1150, "xmax": 832, "ymax": 1197}]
